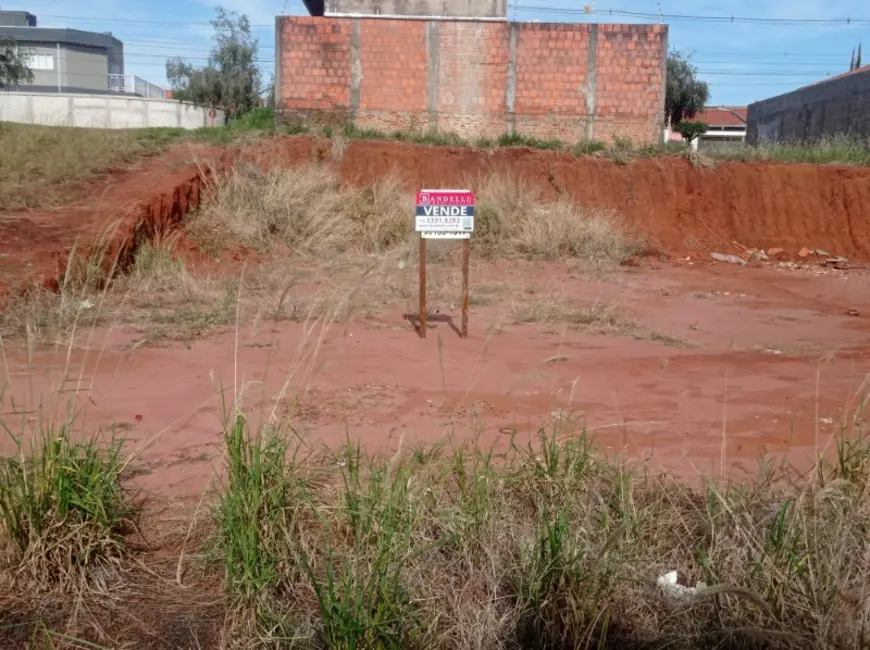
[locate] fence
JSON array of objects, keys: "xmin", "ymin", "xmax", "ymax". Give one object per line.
[
  {"xmin": 108, "ymin": 74, "xmax": 167, "ymax": 99},
  {"xmin": 0, "ymin": 92, "xmax": 224, "ymax": 130}
]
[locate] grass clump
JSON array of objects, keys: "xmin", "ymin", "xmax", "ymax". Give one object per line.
[
  {"xmin": 0, "ymin": 123, "xmax": 194, "ymax": 211},
  {"xmin": 214, "ymin": 414, "xmax": 425, "ymax": 647},
  {"xmin": 0, "ymin": 425, "xmax": 131, "ymax": 589},
  {"xmin": 497, "ymin": 132, "xmax": 566, "ymax": 150},
  {"xmin": 209, "ymin": 417, "xmax": 870, "ymax": 649},
  {"xmin": 719, "ymin": 134, "xmax": 870, "ymax": 165},
  {"xmin": 474, "ymin": 173, "xmax": 642, "ymax": 263},
  {"xmin": 190, "ymin": 163, "xmax": 351, "ymax": 255},
  {"xmin": 193, "ymin": 163, "xmax": 639, "ymax": 265},
  {"xmin": 214, "ymin": 413, "xmax": 302, "ymax": 614},
  {"xmin": 189, "ymin": 164, "xmax": 414, "ymax": 258}
]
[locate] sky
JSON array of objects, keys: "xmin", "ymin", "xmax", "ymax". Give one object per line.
[{"xmin": 10, "ymin": 0, "xmax": 870, "ymax": 106}]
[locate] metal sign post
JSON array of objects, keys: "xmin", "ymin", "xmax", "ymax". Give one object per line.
[{"xmin": 414, "ymin": 189, "xmax": 475, "ymax": 339}]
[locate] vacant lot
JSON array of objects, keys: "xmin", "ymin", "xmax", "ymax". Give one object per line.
[{"xmin": 1, "ymin": 128, "xmax": 870, "ymax": 649}]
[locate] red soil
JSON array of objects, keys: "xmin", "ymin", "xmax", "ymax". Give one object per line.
[
  {"xmin": 4, "ymin": 260, "xmax": 869, "ymax": 498},
  {"xmin": 0, "ymin": 144, "xmax": 226, "ymax": 299},
  {"xmin": 3, "ymin": 137, "xmax": 870, "ymax": 497},
  {"xmin": 326, "ymin": 140, "xmax": 870, "ymax": 260},
  {"xmin": 3, "ymin": 136, "xmax": 870, "ymax": 301}
]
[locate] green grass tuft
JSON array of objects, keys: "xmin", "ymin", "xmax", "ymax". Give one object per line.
[{"xmin": 0, "ymin": 424, "xmax": 131, "ymax": 589}]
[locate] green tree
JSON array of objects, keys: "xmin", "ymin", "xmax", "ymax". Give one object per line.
[
  {"xmin": 166, "ymin": 6, "xmax": 261, "ymax": 115},
  {"xmin": 665, "ymin": 51, "xmax": 710, "ymax": 126},
  {"xmin": 0, "ymin": 37, "xmax": 34, "ymax": 89},
  {"xmin": 675, "ymin": 120, "xmax": 708, "ymax": 144}
]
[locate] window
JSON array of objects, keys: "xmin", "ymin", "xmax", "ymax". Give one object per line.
[{"xmin": 19, "ymin": 48, "xmax": 54, "ymax": 71}]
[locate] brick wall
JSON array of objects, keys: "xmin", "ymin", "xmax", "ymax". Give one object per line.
[
  {"xmin": 746, "ymin": 67, "xmax": 870, "ymax": 144},
  {"xmin": 275, "ymin": 16, "xmax": 667, "ymax": 144}
]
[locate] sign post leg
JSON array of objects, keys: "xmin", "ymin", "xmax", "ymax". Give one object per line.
[
  {"xmin": 419, "ymin": 235, "xmax": 427, "ymax": 339},
  {"xmin": 461, "ymin": 238, "xmax": 469, "ymax": 338}
]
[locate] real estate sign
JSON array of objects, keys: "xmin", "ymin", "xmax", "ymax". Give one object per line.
[{"xmin": 415, "ymin": 190, "xmax": 475, "ymax": 239}]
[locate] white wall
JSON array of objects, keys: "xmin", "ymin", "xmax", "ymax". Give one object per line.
[{"xmin": 0, "ymin": 92, "xmax": 225, "ymax": 130}]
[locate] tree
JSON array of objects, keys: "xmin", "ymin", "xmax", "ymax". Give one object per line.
[
  {"xmin": 850, "ymin": 42, "xmax": 863, "ymax": 71},
  {"xmin": 665, "ymin": 51, "xmax": 710, "ymax": 126},
  {"xmin": 675, "ymin": 120, "xmax": 708, "ymax": 144},
  {"xmin": 166, "ymin": 7, "xmax": 261, "ymax": 115},
  {"xmin": 0, "ymin": 37, "xmax": 34, "ymax": 89}
]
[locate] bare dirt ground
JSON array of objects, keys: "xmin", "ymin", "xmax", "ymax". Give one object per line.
[
  {"xmin": 4, "ymin": 258, "xmax": 868, "ymax": 499},
  {"xmin": 4, "ymin": 136, "xmax": 870, "ymax": 649},
  {"xmin": 2, "ymin": 136, "xmax": 870, "ymax": 499}
]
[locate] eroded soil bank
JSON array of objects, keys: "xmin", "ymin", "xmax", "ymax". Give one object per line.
[{"xmin": 3, "ymin": 136, "xmax": 869, "ymax": 297}]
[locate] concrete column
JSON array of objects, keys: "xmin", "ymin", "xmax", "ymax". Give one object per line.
[
  {"xmin": 426, "ymin": 21, "xmax": 440, "ymax": 131},
  {"xmin": 105, "ymin": 97, "xmax": 111, "ymax": 128},
  {"xmin": 505, "ymin": 22, "xmax": 518, "ymax": 135},
  {"xmin": 143, "ymin": 99, "xmax": 149, "ymax": 128},
  {"xmin": 584, "ymin": 24, "xmax": 598, "ymax": 140},
  {"xmin": 350, "ymin": 18, "xmax": 362, "ymax": 122},
  {"xmin": 25, "ymin": 93, "xmax": 34, "ymax": 124},
  {"xmin": 656, "ymin": 26, "xmax": 669, "ymax": 141},
  {"xmin": 274, "ymin": 17, "xmax": 284, "ymax": 126},
  {"xmin": 66, "ymin": 95, "xmax": 74, "ymax": 126}
]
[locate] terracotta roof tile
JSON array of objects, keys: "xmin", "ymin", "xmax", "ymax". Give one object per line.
[{"xmin": 695, "ymin": 106, "xmax": 747, "ymax": 127}]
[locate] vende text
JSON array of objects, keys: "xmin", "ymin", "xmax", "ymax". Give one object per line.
[{"xmin": 416, "ymin": 205, "xmax": 474, "ymax": 217}]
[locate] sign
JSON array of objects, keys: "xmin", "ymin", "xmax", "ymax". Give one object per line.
[
  {"xmin": 414, "ymin": 189, "xmax": 474, "ymax": 340},
  {"xmin": 415, "ymin": 189, "xmax": 474, "ymax": 238},
  {"xmin": 418, "ymin": 231, "xmax": 470, "ymax": 240}
]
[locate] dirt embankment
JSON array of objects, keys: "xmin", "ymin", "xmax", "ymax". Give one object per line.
[
  {"xmin": 0, "ymin": 145, "xmax": 229, "ymax": 299},
  {"xmin": 3, "ymin": 136, "xmax": 870, "ymax": 297},
  {"xmin": 317, "ymin": 140, "xmax": 870, "ymax": 260}
]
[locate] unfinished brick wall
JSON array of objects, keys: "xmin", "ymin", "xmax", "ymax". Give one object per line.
[{"xmin": 275, "ymin": 16, "xmax": 667, "ymax": 144}]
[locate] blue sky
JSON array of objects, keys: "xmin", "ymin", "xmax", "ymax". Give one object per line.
[{"xmin": 14, "ymin": 0, "xmax": 870, "ymax": 106}]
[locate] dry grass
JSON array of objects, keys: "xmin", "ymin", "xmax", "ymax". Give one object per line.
[
  {"xmin": 0, "ymin": 124, "xmax": 188, "ymax": 211},
  {"xmin": 188, "ymin": 164, "xmax": 414, "ymax": 258},
  {"xmin": 2, "ymin": 358, "xmax": 869, "ymax": 649},
  {"xmin": 1, "ymin": 162, "xmax": 644, "ymax": 348},
  {"xmin": 473, "ymin": 173, "xmax": 643, "ymax": 263},
  {"xmin": 507, "ymin": 295, "xmax": 696, "ymax": 347},
  {"xmin": 190, "ymin": 163, "xmax": 639, "ymax": 264},
  {"xmin": 208, "ymin": 411, "xmax": 870, "ymax": 650}
]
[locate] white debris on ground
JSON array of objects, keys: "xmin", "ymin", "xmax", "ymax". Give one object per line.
[{"xmin": 657, "ymin": 570, "xmax": 707, "ymax": 601}]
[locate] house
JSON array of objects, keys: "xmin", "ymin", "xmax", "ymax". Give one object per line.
[
  {"xmin": 665, "ymin": 106, "xmax": 747, "ymax": 150},
  {"xmin": 746, "ymin": 66, "xmax": 870, "ymax": 144},
  {"xmin": 0, "ymin": 10, "xmax": 164, "ymax": 97}
]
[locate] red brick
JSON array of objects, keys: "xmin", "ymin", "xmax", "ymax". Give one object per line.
[{"xmin": 277, "ymin": 17, "xmax": 665, "ymax": 144}]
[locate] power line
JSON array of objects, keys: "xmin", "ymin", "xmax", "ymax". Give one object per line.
[
  {"xmin": 511, "ymin": 4, "xmax": 870, "ymax": 24},
  {"xmin": 39, "ymin": 13, "xmax": 274, "ymax": 28},
  {"xmin": 40, "ymin": 8, "xmax": 870, "ymax": 27}
]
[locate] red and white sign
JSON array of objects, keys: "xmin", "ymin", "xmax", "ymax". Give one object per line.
[{"xmin": 415, "ymin": 189, "xmax": 475, "ymax": 239}]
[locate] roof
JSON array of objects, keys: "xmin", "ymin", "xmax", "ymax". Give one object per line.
[
  {"xmin": 0, "ymin": 26, "xmax": 123, "ymax": 51},
  {"xmin": 695, "ymin": 106, "xmax": 747, "ymax": 127}
]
